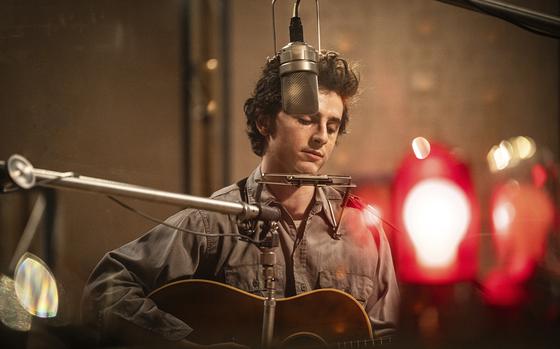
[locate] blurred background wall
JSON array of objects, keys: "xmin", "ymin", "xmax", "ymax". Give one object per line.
[{"xmin": 0, "ymin": 0, "xmax": 558, "ymax": 348}]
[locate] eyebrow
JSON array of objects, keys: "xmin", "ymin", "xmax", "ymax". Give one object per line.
[
  {"xmin": 327, "ymin": 116, "xmax": 341, "ymax": 125},
  {"xmin": 310, "ymin": 113, "xmax": 342, "ymax": 124}
]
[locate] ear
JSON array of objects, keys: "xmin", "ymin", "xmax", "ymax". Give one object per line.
[{"xmin": 256, "ymin": 118, "xmax": 269, "ymax": 136}]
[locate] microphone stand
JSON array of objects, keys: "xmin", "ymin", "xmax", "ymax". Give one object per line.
[
  {"xmin": 1, "ymin": 154, "xmax": 282, "ymax": 347},
  {"xmin": 254, "ymin": 173, "xmax": 356, "ymax": 348},
  {"xmin": 257, "ymin": 221, "xmax": 279, "ymax": 349},
  {"xmin": 0, "ymin": 154, "xmax": 280, "ymax": 222}
]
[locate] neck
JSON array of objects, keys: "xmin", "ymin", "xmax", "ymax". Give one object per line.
[
  {"xmin": 267, "ymin": 184, "xmax": 315, "ymax": 220},
  {"xmin": 260, "ymin": 160, "xmax": 316, "ymax": 220}
]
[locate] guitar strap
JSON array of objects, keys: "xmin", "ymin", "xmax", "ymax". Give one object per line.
[
  {"xmin": 236, "ymin": 177, "xmax": 260, "ymax": 239},
  {"xmin": 236, "ymin": 177, "xmax": 249, "ymax": 203}
]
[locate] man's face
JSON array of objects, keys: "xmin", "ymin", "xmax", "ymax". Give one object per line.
[{"xmin": 261, "ymin": 91, "xmax": 344, "ymax": 175}]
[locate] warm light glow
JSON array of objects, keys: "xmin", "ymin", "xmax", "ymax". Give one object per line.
[
  {"xmin": 492, "ymin": 201, "xmax": 515, "ymax": 235},
  {"xmin": 487, "ymin": 136, "xmax": 536, "ymax": 172},
  {"xmin": 14, "ymin": 254, "xmax": 58, "ymax": 318},
  {"xmin": 394, "ymin": 142, "xmax": 479, "ymax": 283},
  {"xmin": 403, "ymin": 178, "xmax": 471, "ymax": 268},
  {"xmin": 531, "ymin": 164, "xmax": 548, "ymax": 188},
  {"xmin": 205, "ymin": 58, "xmax": 218, "ymax": 70},
  {"xmin": 412, "ymin": 137, "xmax": 431, "ymax": 159},
  {"xmin": 487, "ymin": 146, "xmax": 498, "ymax": 172},
  {"xmin": 514, "ymin": 136, "xmax": 535, "ymax": 159},
  {"xmin": 493, "ymin": 142, "xmax": 512, "ymax": 170},
  {"xmin": 489, "ymin": 181, "xmax": 555, "ymax": 288},
  {"xmin": 362, "ymin": 204, "xmax": 382, "ymax": 228},
  {"xmin": 206, "ymin": 100, "xmax": 217, "ymax": 113}
]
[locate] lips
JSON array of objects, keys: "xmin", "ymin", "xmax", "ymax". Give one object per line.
[{"xmin": 302, "ymin": 149, "xmax": 324, "ymax": 161}]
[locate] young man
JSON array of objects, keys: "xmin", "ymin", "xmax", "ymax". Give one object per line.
[{"xmin": 82, "ymin": 51, "xmax": 399, "ymax": 348}]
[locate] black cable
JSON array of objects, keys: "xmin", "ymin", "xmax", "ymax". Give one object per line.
[
  {"xmin": 289, "ymin": 0, "xmax": 304, "ymax": 42},
  {"xmin": 293, "ymin": 0, "xmax": 301, "ymax": 17},
  {"xmin": 106, "ymin": 195, "xmax": 267, "ymax": 244}
]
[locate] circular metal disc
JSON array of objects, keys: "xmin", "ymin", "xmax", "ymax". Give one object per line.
[{"xmin": 7, "ymin": 154, "xmax": 35, "ymax": 189}]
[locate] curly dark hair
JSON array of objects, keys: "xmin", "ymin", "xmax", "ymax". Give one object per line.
[{"xmin": 244, "ymin": 50, "xmax": 360, "ymax": 156}]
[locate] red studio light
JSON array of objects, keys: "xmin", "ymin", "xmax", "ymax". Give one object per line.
[
  {"xmin": 490, "ymin": 180, "xmax": 554, "ymax": 281},
  {"xmin": 482, "ymin": 179, "xmax": 555, "ymax": 306},
  {"xmin": 392, "ymin": 143, "xmax": 480, "ymax": 284}
]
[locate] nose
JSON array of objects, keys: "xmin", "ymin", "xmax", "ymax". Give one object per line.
[{"xmin": 310, "ymin": 123, "xmax": 328, "ymax": 148}]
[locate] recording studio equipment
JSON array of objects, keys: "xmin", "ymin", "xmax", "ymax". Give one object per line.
[{"xmin": 273, "ymin": 0, "xmax": 322, "ymax": 115}]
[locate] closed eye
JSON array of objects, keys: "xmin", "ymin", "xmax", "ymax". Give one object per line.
[
  {"xmin": 327, "ymin": 124, "xmax": 339, "ymax": 134},
  {"xmin": 296, "ymin": 117, "xmax": 313, "ymax": 126},
  {"xmin": 327, "ymin": 120, "xmax": 341, "ymax": 134}
]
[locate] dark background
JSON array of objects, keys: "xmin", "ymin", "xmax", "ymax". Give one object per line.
[{"xmin": 1, "ymin": 0, "xmax": 558, "ymax": 348}]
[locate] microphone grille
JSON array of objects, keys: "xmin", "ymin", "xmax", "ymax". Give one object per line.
[{"xmin": 281, "ymin": 72, "xmax": 319, "ymax": 115}]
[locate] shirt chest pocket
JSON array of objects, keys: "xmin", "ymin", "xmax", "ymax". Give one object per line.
[
  {"xmin": 319, "ymin": 271, "xmax": 374, "ymax": 305},
  {"xmin": 224, "ymin": 264, "xmax": 285, "ymax": 297}
]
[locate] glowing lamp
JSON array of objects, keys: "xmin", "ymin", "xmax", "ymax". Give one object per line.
[
  {"xmin": 403, "ymin": 178, "xmax": 471, "ymax": 268},
  {"xmin": 489, "ymin": 181, "xmax": 554, "ymax": 282},
  {"xmin": 482, "ymin": 180, "xmax": 554, "ymax": 306},
  {"xmin": 392, "ymin": 143, "xmax": 479, "ymax": 283}
]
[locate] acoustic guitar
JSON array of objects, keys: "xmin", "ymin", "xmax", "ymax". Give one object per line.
[{"xmin": 148, "ymin": 279, "xmax": 392, "ymax": 348}]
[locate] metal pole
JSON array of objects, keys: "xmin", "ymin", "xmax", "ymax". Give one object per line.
[
  {"xmin": 1, "ymin": 155, "xmax": 280, "ymax": 222},
  {"xmin": 8, "ymin": 193, "xmax": 46, "ymax": 274},
  {"xmin": 260, "ymin": 248, "xmax": 276, "ymax": 349}
]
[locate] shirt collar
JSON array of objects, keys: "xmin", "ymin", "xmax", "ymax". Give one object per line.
[{"xmin": 245, "ymin": 164, "xmax": 345, "ymax": 228}]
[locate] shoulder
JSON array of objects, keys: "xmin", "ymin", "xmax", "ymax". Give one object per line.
[
  {"xmin": 339, "ymin": 193, "xmax": 386, "ymax": 247},
  {"xmin": 169, "ymin": 180, "xmax": 245, "ymax": 223},
  {"xmin": 210, "ymin": 182, "xmax": 242, "ymax": 200},
  {"xmin": 321, "ymin": 187, "xmax": 367, "ymax": 211}
]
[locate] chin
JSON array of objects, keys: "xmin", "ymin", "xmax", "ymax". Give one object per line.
[{"xmin": 294, "ymin": 162, "xmax": 322, "ymax": 175}]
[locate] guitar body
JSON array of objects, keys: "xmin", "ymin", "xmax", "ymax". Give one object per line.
[{"xmin": 148, "ymin": 279, "xmax": 373, "ymax": 348}]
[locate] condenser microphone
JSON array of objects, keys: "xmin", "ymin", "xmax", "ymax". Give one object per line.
[{"xmin": 279, "ymin": 11, "xmax": 319, "ymax": 115}]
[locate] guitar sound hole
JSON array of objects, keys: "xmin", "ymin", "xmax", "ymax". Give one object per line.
[{"xmin": 281, "ymin": 332, "xmax": 327, "ymax": 348}]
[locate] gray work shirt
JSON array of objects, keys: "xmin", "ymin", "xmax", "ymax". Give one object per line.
[{"xmin": 82, "ymin": 166, "xmax": 400, "ymax": 342}]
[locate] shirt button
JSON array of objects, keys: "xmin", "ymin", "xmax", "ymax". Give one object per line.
[
  {"xmin": 298, "ymin": 283, "xmax": 307, "ymax": 292},
  {"xmin": 252, "ymin": 280, "xmax": 259, "ymax": 288}
]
